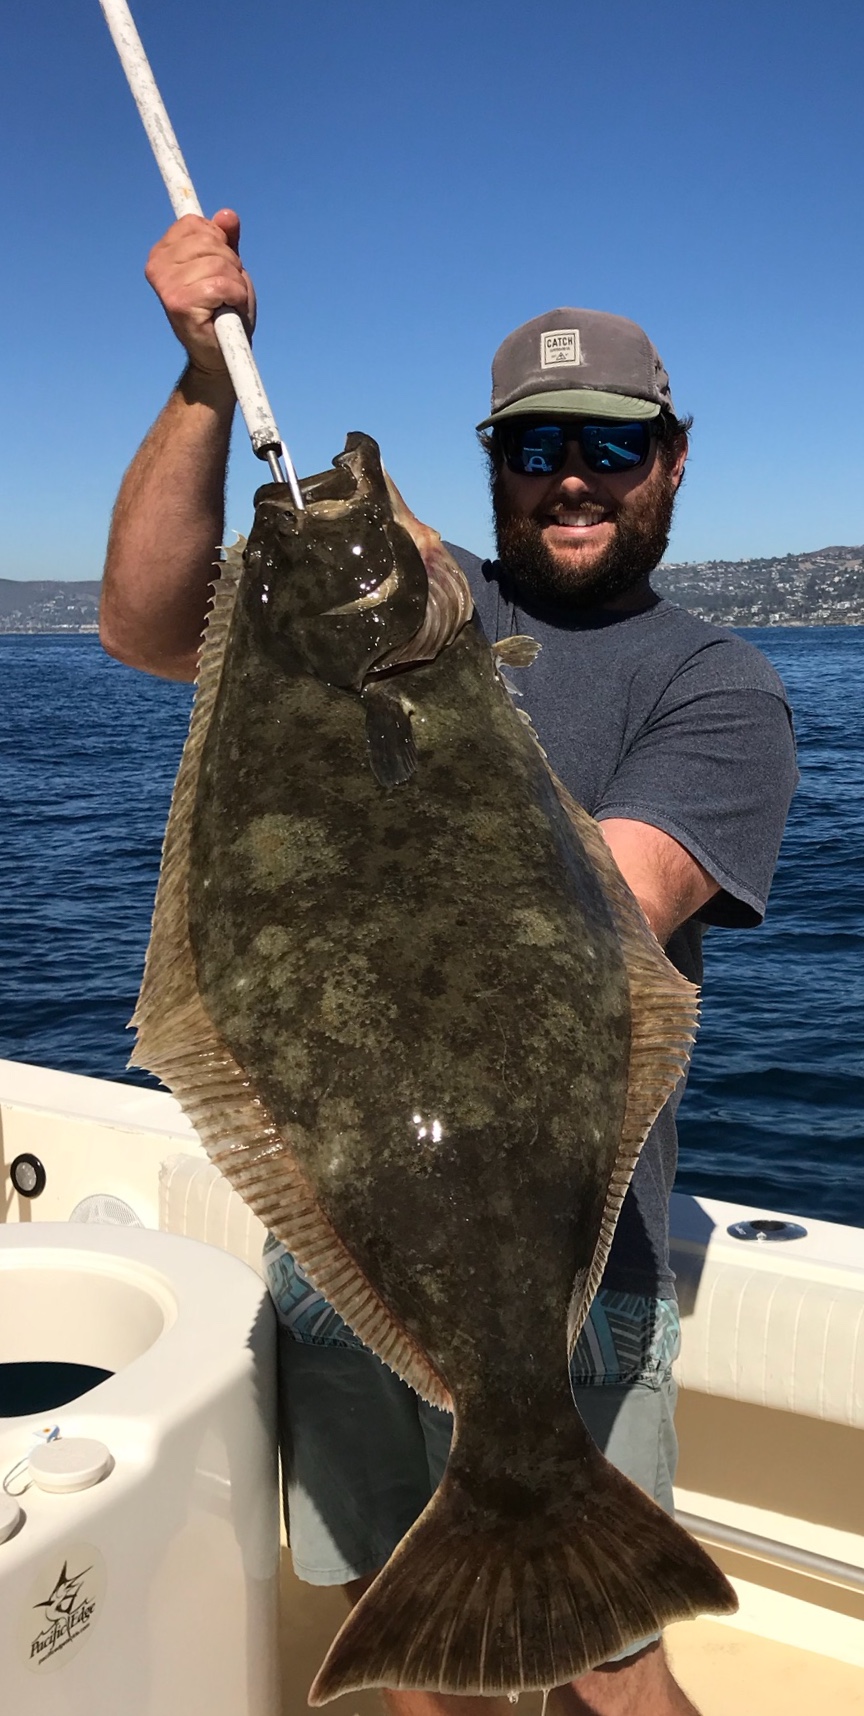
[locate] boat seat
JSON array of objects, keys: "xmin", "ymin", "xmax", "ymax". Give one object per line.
[
  {"xmin": 159, "ymin": 1151, "xmax": 267, "ymax": 1278},
  {"xmin": 670, "ymin": 1192, "xmax": 864, "ymax": 1430},
  {"xmin": 672, "ymin": 1253, "xmax": 864, "ymax": 1430}
]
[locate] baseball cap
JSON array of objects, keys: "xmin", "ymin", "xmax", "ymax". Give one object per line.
[{"xmin": 477, "ymin": 308, "xmax": 675, "ymax": 429}]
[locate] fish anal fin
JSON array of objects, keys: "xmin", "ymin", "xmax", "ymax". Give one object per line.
[
  {"xmin": 548, "ymin": 774, "xmax": 700, "ymax": 1349},
  {"xmin": 131, "ymin": 535, "xmax": 448, "ymax": 1412},
  {"xmin": 492, "ymin": 634, "xmax": 541, "ymax": 668},
  {"xmin": 363, "ymin": 682, "xmax": 418, "ymax": 787}
]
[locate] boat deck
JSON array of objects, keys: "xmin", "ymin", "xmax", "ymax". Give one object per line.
[
  {"xmin": 667, "ymin": 1617, "xmax": 864, "ymax": 1714},
  {"xmin": 278, "ymin": 1556, "xmax": 864, "ymax": 1713}
]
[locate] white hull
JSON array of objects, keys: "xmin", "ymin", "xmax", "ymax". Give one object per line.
[{"xmin": 2, "ymin": 1056, "xmax": 863, "ymax": 1712}]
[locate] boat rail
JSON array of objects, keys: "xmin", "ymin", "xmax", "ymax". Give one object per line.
[{"xmin": 679, "ymin": 1511, "xmax": 864, "ymax": 1594}]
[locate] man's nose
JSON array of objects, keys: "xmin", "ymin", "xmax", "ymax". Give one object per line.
[{"xmin": 550, "ymin": 444, "xmax": 598, "ymax": 492}]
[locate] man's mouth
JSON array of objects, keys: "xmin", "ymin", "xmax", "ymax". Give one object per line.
[{"xmin": 541, "ymin": 507, "xmax": 614, "ymax": 534}]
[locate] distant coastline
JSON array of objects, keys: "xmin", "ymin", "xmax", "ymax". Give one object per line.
[
  {"xmin": 0, "ymin": 579, "xmax": 101, "ymax": 635},
  {"xmin": 0, "ymin": 625, "xmax": 100, "ymax": 635},
  {"xmin": 2, "ymin": 542, "xmax": 863, "ymax": 632},
  {"xmin": 656, "ymin": 543, "xmax": 864, "ymax": 626}
]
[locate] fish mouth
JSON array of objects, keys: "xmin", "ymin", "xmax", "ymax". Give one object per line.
[{"xmin": 323, "ymin": 566, "xmax": 402, "ymax": 616}]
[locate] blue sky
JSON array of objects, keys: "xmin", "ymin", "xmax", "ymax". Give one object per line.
[{"xmin": 3, "ymin": 0, "xmax": 863, "ymax": 580}]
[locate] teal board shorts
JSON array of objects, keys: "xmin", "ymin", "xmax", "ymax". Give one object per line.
[{"xmin": 265, "ymin": 1237, "xmax": 681, "ymax": 1665}]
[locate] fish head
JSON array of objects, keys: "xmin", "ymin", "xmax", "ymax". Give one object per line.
[{"xmin": 244, "ymin": 433, "xmax": 428, "ymax": 690}]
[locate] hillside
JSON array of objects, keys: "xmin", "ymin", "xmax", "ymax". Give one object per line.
[
  {"xmin": 0, "ymin": 578, "xmax": 101, "ymax": 632},
  {"xmin": 655, "ymin": 544, "xmax": 864, "ymax": 625},
  {"xmin": 1, "ymin": 543, "xmax": 862, "ymax": 631}
]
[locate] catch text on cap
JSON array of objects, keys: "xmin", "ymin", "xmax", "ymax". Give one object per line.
[{"xmin": 541, "ymin": 330, "xmax": 583, "ymax": 368}]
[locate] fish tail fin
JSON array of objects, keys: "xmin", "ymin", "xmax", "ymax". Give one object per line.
[{"xmin": 308, "ymin": 1436, "xmax": 736, "ymax": 1703}]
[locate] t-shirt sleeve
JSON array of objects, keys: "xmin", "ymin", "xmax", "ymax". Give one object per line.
[{"xmin": 593, "ymin": 643, "xmax": 799, "ymax": 927}]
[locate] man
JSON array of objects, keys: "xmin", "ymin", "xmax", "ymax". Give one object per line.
[{"xmin": 101, "ymin": 210, "xmax": 797, "ymax": 1716}]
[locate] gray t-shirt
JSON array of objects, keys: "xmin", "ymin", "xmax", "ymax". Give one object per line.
[{"xmin": 446, "ymin": 546, "xmax": 799, "ymax": 1295}]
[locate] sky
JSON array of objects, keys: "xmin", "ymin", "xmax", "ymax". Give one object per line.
[{"xmin": 3, "ymin": 0, "xmax": 864, "ymax": 580}]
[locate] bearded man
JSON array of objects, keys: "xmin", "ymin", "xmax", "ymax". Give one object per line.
[{"xmin": 101, "ymin": 212, "xmax": 797, "ymax": 1716}]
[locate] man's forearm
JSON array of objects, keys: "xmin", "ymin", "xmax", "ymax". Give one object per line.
[{"xmin": 100, "ymin": 366, "xmax": 236, "ymax": 680}]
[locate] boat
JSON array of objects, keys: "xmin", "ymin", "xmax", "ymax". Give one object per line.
[{"xmin": 2, "ymin": 1052, "xmax": 863, "ymax": 1713}]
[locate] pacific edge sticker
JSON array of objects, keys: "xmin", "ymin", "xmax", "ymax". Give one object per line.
[{"xmin": 21, "ymin": 1543, "xmax": 107, "ymax": 1672}]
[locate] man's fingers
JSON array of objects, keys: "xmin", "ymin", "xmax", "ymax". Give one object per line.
[
  {"xmin": 146, "ymin": 231, "xmax": 250, "ymax": 312},
  {"xmin": 151, "ymin": 249, "xmax": 247, "ymax": 294},
  {"xmin": 161, "ymin": 271, "xmax": 250, "ymax": 318},
  {"xmin": 211, "ymin": 208, "xmax": 241, "ymax": 250},
  {"xmin": 143, "ymin": 209, "xmax": 255, "ymax": 368},
  {"xmin": 147, "ymin": 218, "xmax": 244, "ymax": 271}
]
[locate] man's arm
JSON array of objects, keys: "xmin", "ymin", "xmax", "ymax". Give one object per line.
[
  {"xmin": 99, "ymin": 209, "xmax": 255, "ymax": 681},
  {"xmin": 101, "ymin": 366, "xmax": 235, "ymax": 679},
  {"xmin": 598, "ymin": 818, "xmax": 720, "ymax": 947}
]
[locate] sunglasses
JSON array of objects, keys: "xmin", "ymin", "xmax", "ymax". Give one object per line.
[{"xmin": 498, "ymin": 419, "xmax": 655, "ymax": 477}]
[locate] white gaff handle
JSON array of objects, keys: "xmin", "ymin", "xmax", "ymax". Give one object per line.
[{"xmin": 98, "ymin": 0, "xmax": 303, "ymax": 505}]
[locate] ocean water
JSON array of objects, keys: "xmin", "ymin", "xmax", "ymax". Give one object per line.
[{"xmin": 0, "ymin": 629, "xmax": 861, "ymax": 1228}]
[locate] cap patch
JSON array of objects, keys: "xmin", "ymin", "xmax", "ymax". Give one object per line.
[{"xmin": 541, "ymin": 329, "xmax": 583, "ymax": 369}]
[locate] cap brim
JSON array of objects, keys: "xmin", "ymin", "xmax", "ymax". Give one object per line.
[{"xmin": 476, "ymin": 390, "xmax": 662, "ymax": 431}]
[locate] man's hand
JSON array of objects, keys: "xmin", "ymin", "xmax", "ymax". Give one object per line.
[
  {"xmin": 100, "ymin": 211, "xmax": 254, "ymax": 676},
  {"xmin": 144, "ymin": 209, "xmax": 257, "ymax": 377}
]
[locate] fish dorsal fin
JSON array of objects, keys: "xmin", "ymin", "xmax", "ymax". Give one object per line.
[
  {"xmin": 548, "ymin": 775, "xmax": 700, "ymax": 1350},
  {"xmin": 515, "ymin": 704, "xmax": 548, "ymax": 759},
  {"xmin": 131, "ymin": 533, "xmax": 450, "ymax": 1412}
]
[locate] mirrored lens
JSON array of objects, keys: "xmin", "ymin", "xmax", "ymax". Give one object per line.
[
  {"xmin": 580, "ymin": 423, "xmax": 650, "ymax": 473},
  {"xmin": 500, "ymin": 420, "xmax": 652, "ymax": 476},
  {"xmin": 505, "ymin": 425, "xmax": 566, "ymax": 475}
]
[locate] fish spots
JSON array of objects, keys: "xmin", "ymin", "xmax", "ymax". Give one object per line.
[
  {"xmin": 320, "ymin": 953, "xmax": 398, "ymax": 1047},
  {"xmin": 444, "ymin": 1089, "xmax": 499, "ymax": 1130},
  {"xmin": 237, "ymin": 814, "xmax": 348, "ymax": 889},
  {"xmin": 462, "ymin": 806, "xmax": 518, "ymax": 849},
  {"xmin": 217, "ymin": 926, "xmax": 302, "ymax": 1021},
  {"xmin": 271, "ymin": 1037, "xmax": 313, "ymax": 1096},
  {"xmin": 319, "ymin": 1096, "xmax": 364, "ymax": 1132},
  {"xmin": 253, "ymin": 925, "xmax": 292, "ymax": 958},
  {"xmin": 418, "ymin": 964, "xmax": 448, "ymax": 1000},
  {"xmin": 511, "ymin": 908, "xmax": 561, "ymax": 949},
  {"xmin": 381, "ymin": 826, "xmax": 410, "ymax": 851},
  {"xmin": 313, "ymin": 1097, "xmax": 366, "ymax": 1183}
]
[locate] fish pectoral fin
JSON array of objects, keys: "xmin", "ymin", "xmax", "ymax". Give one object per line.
[
  {"xmin": 363, "ymin": 682, "xmax": 418, "ymax": 787},
  {"xmin": 492, "ymin": 633, "xmax": 541, "ymax": 668}
]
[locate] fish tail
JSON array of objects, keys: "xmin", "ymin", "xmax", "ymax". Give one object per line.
[{"xmin": 308, "ymin": 1431, "xmax": 736, "ymax": 1704}]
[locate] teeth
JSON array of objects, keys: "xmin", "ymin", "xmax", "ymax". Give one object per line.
[{"xmin": 550, "ymin": 513, "xmax": 607, "ymax": 528}]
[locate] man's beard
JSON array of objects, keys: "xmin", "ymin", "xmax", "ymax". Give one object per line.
[{"xmin": 492, "ymin": 464, "xmax": 678, "ymax": 610}]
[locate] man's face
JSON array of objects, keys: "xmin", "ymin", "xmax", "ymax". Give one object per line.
[{"xmin": 492, "ymin": 420, "xmax": 687, "ymax": 610}]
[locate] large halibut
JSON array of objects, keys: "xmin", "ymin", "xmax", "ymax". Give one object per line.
[{"xmin": 132, "ymin": 433, "xmax": 736, "ymax": 1702}]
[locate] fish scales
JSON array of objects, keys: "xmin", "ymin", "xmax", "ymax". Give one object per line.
[{"xmin": 132, "ymin": 432, "xmax": 736, "ymax": 1703}]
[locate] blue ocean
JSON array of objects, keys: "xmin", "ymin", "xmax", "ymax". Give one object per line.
[{"xmin": 0, "ymin": 628, "xmax": 861, "ymax": 1228}]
